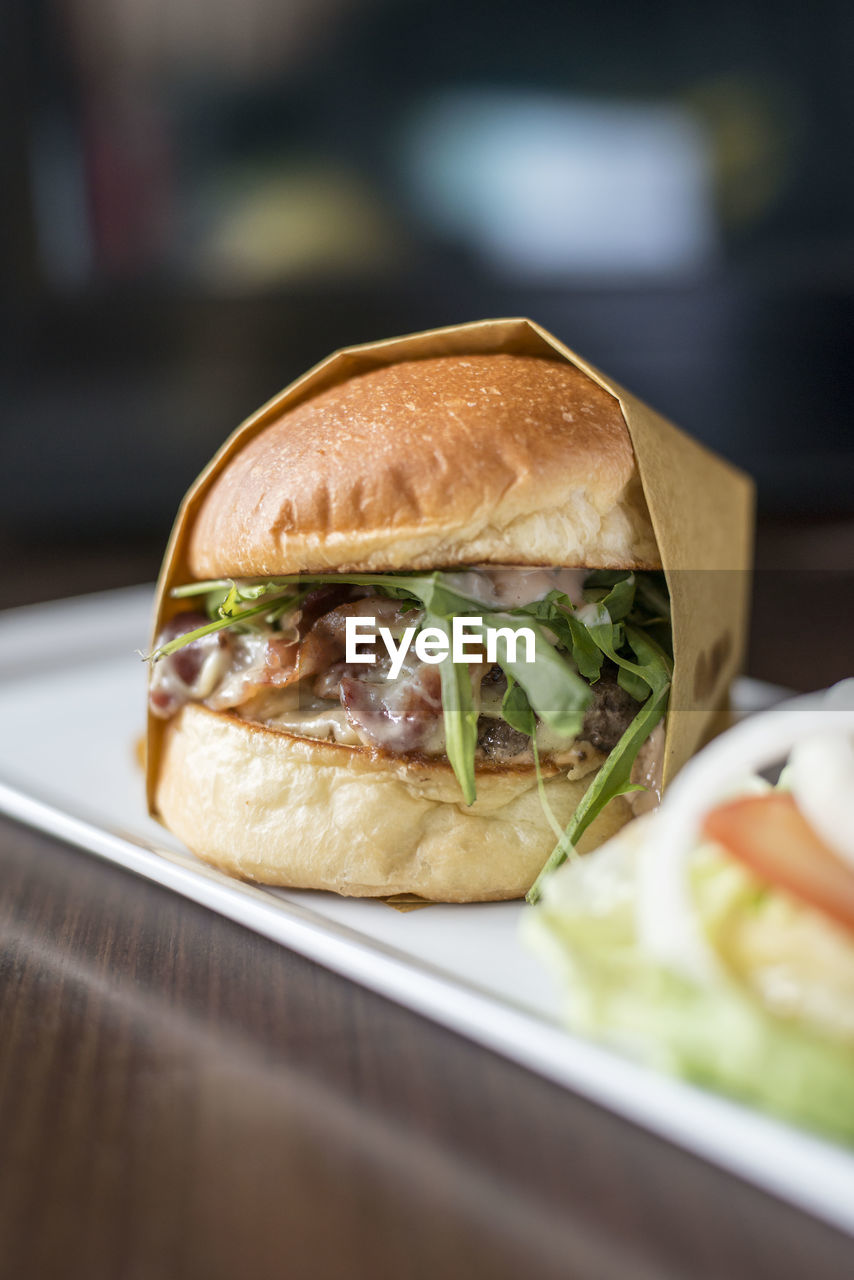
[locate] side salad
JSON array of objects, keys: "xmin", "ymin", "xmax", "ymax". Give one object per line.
[{"xmin": 525, "ymin": 685, "xmax": 854, "ymax": 1143}]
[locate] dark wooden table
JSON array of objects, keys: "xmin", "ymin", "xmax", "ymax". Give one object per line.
[{"xmin": 1, "ymin": 527, "xmax": 853, "ymax": 1280}]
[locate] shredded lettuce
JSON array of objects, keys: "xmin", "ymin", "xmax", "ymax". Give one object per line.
[{"xmin": 525, "ymin": 829, "xmax": 854, "ymax": 1143}]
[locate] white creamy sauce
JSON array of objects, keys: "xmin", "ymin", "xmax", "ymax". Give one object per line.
[
  {"xmin": 442, "ymin": 567, "xmax": 587, "ymax": 609},
  {"xmin": 149, "ymin": 660, "xmax": 192, "ymax": 713},
  {"xmin": 241, "ymin": 676, "xmax": 603, "ymax": 770},
  {"xmin": 205, "ymin": 634, "xmax": 276, "ymax": 710},
  {"xmin": 149, "ymin": 634, "xmax": 233, "ymax": 715},
  {"xmin": 240, "ymin": 690, "xmax": 362, "ymax": 745}
]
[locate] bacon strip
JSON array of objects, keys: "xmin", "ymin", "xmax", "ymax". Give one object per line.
[
  {"xmin": 339, "ymin": 664, "xmax": 443, "ymax": 754},
  {"xmin": 149, "ymin": 612, "xmax": 232, "ymax": 718}
]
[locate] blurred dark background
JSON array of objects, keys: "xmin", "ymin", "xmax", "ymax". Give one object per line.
[{"xmin": 2, "ymin": 0, "xmax": 853, "ymax": 685}]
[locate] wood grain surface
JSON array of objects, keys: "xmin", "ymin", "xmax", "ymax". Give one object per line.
[
  {"xmin": 1, "ymin": 819, "xmax": 853, "ymax": 1280},
  {"xmin": 1, "ymin": 528, "xmax": 853, "ymax": 1279}
]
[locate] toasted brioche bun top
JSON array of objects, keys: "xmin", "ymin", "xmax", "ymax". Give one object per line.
[{"xmin": 187, "ymin": 353, "xmax": 660, "ymax": 576}]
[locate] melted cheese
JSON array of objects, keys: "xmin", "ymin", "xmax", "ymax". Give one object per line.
[
  {"xmin": 239, "ymin": 690, "xmax": 362, "ymax": 745},
  {"xmin": 205, "ymin": 634, "xmax": 275, "ymax": 710}
]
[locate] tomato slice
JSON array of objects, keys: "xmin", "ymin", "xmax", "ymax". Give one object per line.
[{"xmin": 702, "ymin": 792, "xmax": 854, "ymax": 936}]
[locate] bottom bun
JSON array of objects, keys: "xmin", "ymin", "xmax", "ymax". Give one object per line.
[{"xmin": 155, "ymin": 703, "xmax": 634, "ymax": 902}]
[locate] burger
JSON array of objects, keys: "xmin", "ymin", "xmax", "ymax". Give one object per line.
[{"xmin": 145, "ymin": 325, "xmax": 747, "ymax": 902}]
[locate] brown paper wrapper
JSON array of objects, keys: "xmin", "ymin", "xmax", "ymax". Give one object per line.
[{"xmin": 146, "ymin": 317, "xmax": 754, "ymax": 814}]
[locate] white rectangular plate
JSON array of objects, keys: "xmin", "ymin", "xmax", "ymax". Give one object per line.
[{"xmin": 1, "ymin": 586, "xmax": 852, "ymax": 1235}]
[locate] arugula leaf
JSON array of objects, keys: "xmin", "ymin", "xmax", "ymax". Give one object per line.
[
  {"xmin": 427, "ymin": 613, "xmax": 479, "ymax": 806},
  {"xmin": 204, "ymin": 586, "xmax": 232, "ymax": 619},
  {"xmin": 501, "ymin": 675, "xmax": 536, "ymax": 736},
  {"xmin": 581, "ymin": 604, "xmax": 660, "ymax": 701},
  {"xmin": 633, "ymin": 571, "xmax": 671, "ymax": 627},
  {"xmin": 171, "ymin": 579, "xmax": 234, "ymax": 598},
  {"xmin": 562, "ymin": 613, "xmax": 605, "ymax": 682},
  {"xmin": 146, "ymin": 592, "xmax": 305, "ymax": 661},
  {"xmin": 581, "ymin": 569, "xmax": 632, "ymax": 590},
  {"xmin": 531, "ymin": 736, "xmax": 579, "ymax": 865},
  {"xmin": 218, "ymin": 582, "xmax": 245, "ymax": 619},
  {"xmin": 517, "ymin": 591, "xmax": 603, "ymax": 682},
  {"xmin": 481, "ymin": 613, "xmax": 591, "ymax": 739},
  {"xmin": 146, "ymin": 585, "xmax": 311, "ymax": 661},
  {"xmin": 503, "ymin": 676, "xmax": 580, "ymax": 861},
  {"xmin": 526, "ymin": 625, "xmax": 672, "ymax": 903},
  {"xmin": 583, "ymin": 571, "xmax": 636, "ymax": 622},
  {"xmin": 172, "ymin": 571, "xmax": 487, "ymax": 618},
  {"xmin": 172, "ymin": 578, "xmax": 291, "ymax": 601},
  {"xmin": 585, "ymin": 569, "xmax": 672, "ymax": 654}
]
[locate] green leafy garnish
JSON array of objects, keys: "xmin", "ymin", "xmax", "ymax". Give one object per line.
[
  {"xmin": 424, "ymin": 612, "xmax": 592, "ymax": 801},
  {"xmin": 480, "ymin": 613, "xmax": 590, "ymax": 739},
  {"xmin": 172, "ymin": 571, "xmax": 487, "ymax": 618},
  {"xmin": 171, "ymin": 578, "xmax": 294, "ymax": 605},
  {"xmin": 503, "ymin": 676, "xmax": 577, "ymax": 862},
  {"xmin": 580, "ymin": 601, "xmax": 657, "ymax": 702},
  {"xmin": 518, "ymin": 590, "xmax": 603, "ymax": 681},
  {"xmin": 526, "ymin": 624, "xmax": 672, "ymax": 903},
  {"xmin": 147, "ymin": 593, "xmax": 306, "ymax": 661},
  {"xmin": 146, "ymin": 581, "xmax": 312, "ymax": 661},
  {"xmin": 583, "ymin": 571, "xmax": 636, "ymax": 622},
  {"xmin": 500, "ymin": 675, "xmax": 536, "ymax": 736},
  {"xmin": 428, "ymin": 613, "xmax": 478, "ymax": 806}
]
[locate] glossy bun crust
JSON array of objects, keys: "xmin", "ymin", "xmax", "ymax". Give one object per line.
[
  {"xmin": 187, "ymin": 354, "xmax": 660, "ymax": 577},
  {"xmin": 155, "ymin": 705, "xmax": 634, "ymax": 901}
]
